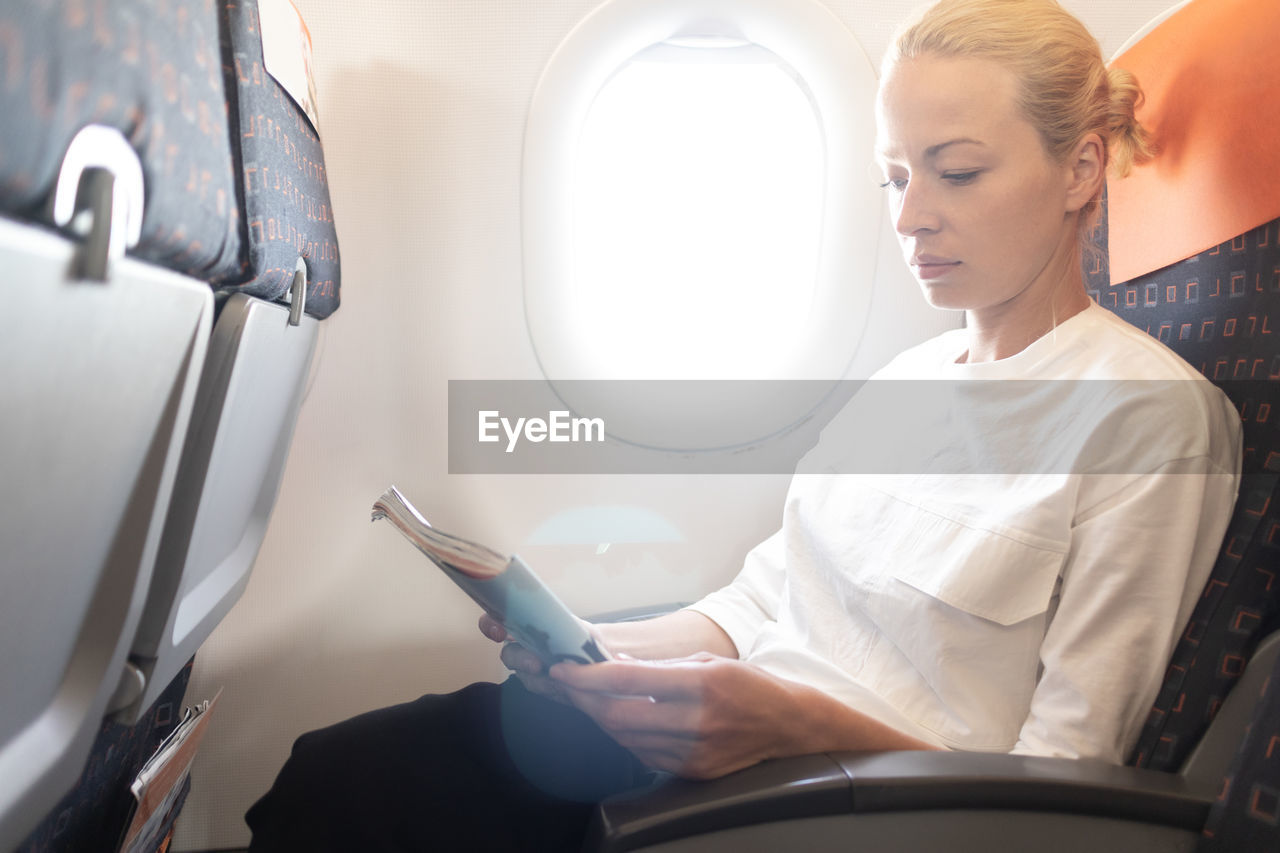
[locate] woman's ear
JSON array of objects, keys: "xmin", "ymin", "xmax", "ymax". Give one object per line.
[{"xmin": 1064, "ymin": 132, "xmax": 1105, "ymax": 213}]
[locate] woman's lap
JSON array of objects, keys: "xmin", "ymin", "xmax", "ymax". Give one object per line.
[{"xmin": 246, "ymin": 677, "xmax": 652, "ymax": 852}]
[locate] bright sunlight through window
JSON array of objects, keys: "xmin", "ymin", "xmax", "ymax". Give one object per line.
[{"xmin": 569, "ymin": 39, "xmax": 824, "ymax": 379}]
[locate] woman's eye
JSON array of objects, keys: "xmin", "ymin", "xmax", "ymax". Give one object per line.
[
  {"xmin": 942, "ymin": 170, "xmax": 980, "ymax": 185},
  {"xmin": 878, "ymin": 177, "xmax": 908, "ymax": 192}
]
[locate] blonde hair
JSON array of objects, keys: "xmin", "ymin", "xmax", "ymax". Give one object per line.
[{"xmin": 886, "ymin": 0, "xmax": 1155, "ymax": 249}]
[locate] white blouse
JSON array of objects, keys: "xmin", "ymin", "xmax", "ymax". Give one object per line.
[{"xmin": 687, "ymin": 304, "xmax": 1241, "ymax": 761}]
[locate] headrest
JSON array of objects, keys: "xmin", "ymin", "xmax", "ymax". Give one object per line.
[{"xmin": 1106, "ymin": 0, "xmax": 1280, "ymax": 284}]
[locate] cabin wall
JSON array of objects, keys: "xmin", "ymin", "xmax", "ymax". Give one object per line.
[{"xmin": 173, "ymin": 1, "xmax": 1187, "ymax": 848}]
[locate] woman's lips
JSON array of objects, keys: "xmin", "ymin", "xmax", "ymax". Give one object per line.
[{"xmin": 911, "ymin": 256, "xmax": 961, "ymax": 279}]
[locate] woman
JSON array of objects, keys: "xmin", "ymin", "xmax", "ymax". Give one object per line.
[{"xmin": 247, "ymin": 1, "xmax": 1241, "ymax": 849}]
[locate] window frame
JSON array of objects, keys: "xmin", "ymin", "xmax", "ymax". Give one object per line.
[{"xmin": 522, "ymin": 0, "xmax": 882, "ymax": 448}]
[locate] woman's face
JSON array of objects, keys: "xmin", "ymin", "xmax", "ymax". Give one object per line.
[{"xmin": 874, "ymin": 54, "xmax": 1081, "ymax": 319}]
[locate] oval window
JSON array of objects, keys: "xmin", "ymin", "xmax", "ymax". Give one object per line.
[
  {"xmin": 524, "ymin": 0, "xmax": 881, "ymax": 449},
  {"xmin": 571, "ymin": 38, "xmax": 823, "ymax": 380}
]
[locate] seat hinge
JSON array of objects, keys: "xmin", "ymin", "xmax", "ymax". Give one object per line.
[
  {"xmin": 288, "ymin": 256, "xmax": 307, "ymax": 326},
  {"xmin": 52, "ymin": 125, "xmax": 145, "ymax": 282}
]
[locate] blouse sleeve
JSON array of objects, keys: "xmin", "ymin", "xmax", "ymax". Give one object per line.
[
  {"xmin": 1012, "ymin": 459, "xmax": 1239, "ymax": 761},
  {"xmin": 682, "ymin": 527, "xmax": 788, "ymax": 659}
]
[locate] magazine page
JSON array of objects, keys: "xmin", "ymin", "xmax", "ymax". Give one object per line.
[
  {"xmin": 118, "ymin": 690, "xmax": 222, "ymax": 853},
  {"xmin": 371, "ymin": 485, "xmax": 508, "ymax": 578},
  {"xmin": 371, "ymin": 487, "xmax": 611, "ymax": 664}
]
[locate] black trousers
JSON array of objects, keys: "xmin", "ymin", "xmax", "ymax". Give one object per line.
[{"xmin": 245, "ymin": 677, "xmax": 655, "ymax": 852}]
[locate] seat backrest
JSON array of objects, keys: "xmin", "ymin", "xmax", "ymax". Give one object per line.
[
  {"xmin": 1088, "ymin": 214, "xmax": 1280, "ymax": 773},
  {"xmin": 0, "ymin": 207, "xmax": 214, "ymax": 853},
  {"xmin": 1083, "ymin": 0, "xmax": 1280, "ymax": 779},
  {"xmin": 117, "ymin": 292, "xmax": 319, "ymax": 723},
  {"xmin": 1, "ymin": 0, "xmax": 339, "ymax": 846},
  {"xmin": 105, "ymin": 0, "xmax": 335, "ymax": 725}
]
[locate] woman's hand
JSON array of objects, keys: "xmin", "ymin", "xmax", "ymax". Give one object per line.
[
  {"xmin": 549, "ymin": 654, "xmax": 940, "ymax": 779},
  {"xmin": 477, "ymin": 613, "xmax": 575, "ymax": 705},
  {"xmin": 548, "ymin": 653, "xmax": 820, "ymax": 779},
  {"xmin": 477, "ymin": 608, "xmax": 729, "ymax": 706}
]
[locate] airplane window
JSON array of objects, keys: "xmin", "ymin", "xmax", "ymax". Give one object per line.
[
  {"xmin": 570, "ymin": 39, "xmax": 822, "ymax": 379},
  {"xmin": 524, "ymin": 0, "xmax": 884, "ymax": 448}
]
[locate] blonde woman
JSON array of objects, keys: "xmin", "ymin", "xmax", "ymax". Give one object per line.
[{"xmin": 248, "ymin": 2, "xmax": 1240, "ymax": 850}]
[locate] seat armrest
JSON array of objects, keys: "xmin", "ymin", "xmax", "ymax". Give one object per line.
[
  {"xmin": 834, "ymin": 751, "xmax": 1211, "ymax": 827},
  {"xmin": 586, "ymin": 754, "xmax": 852, "ymax": 853},
  {"xmin": 588, "ymin": 750, "xmax": 1214, "ymax": 852}
]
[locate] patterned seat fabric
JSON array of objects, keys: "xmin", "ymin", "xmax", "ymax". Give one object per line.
[
  {"xmin": 218, "ymin": 0, "xmax": 341, "ymax": 319},
  {"xmin": 0, "ymin": 0, "xmax": 341, "ymax": 319},
  {"xmin": 0, "ymin": 0, "xmax": 242, "ymax": 281},
  {"xmin": 1087, "ymin": 206, "xmax": 1280, "ymax": 847},
  {"xmin": 13, "ymin": 662, "xmax": 193, "ymax": 853},
  {"xmin": 1087, "ymin": 210, "xmax": 1280, "ymax": 771}
]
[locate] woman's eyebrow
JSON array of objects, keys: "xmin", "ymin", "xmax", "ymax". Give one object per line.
[
  {"xmin": 874, "ymin": 137, "xmax": 987, "ymax": 164},
  {"xmin": 924, "ymin": 137, "xmax": 985, "ymax": 158}
]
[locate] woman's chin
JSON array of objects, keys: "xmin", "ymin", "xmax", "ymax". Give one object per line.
[{"xmin": 918, "ymin": 283, "xmax": 971, "ymax": 313}]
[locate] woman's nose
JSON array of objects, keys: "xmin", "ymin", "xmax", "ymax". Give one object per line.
[{"xmin": 893, "ymin": 181, "xmax": 940, "ymax": 236}]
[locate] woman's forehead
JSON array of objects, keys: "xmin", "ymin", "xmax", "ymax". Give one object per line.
[{"xmin": 875, "ymin": 54, "xmax": 1027, "ymax": 161}]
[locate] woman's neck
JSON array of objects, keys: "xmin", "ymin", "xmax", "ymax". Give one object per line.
[{"xmin": 959, "ymin": 274, "xmax": 1092, "ymax": 364}]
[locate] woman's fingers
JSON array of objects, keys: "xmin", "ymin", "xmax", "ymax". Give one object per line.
[
  {"xmin": 499, "ymin": 641, "xmax": 543, "ymax": 676},
  {"xmin": 479, "ymin": 615, "xmax": 573, "ymax": 707},
  {"xmin": 600, "ymin": 722, "xmax": 753, "ymax": 779},
  {"xmin": 515, "ymin": 672, "xmax": 573, "ymax": 704},
  {"xmin": 478, "ymin": 612, "xmax": 507, "ymax": 643},
  {"xmin": 550, "ymin": 656, "xmax": 713, "ymax": 699},
  {"xmin": 558, "ymin": 682, "xmax": 704, "ymax": 738},
  {"xmin": 550, "ymin": 657, "xmax": 809, "ymax": 780}
]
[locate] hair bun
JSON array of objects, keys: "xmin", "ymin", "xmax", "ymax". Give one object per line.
[{"xmin": 1105, "ymin": 66, "xmax": 1156, "ymax": 177}]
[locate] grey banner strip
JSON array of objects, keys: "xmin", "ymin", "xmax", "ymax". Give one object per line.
[{"xmin": 448, "ymin": 380, "xmax": 1262, "ymax": 475}]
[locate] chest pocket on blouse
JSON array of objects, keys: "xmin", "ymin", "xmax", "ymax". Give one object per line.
[
  {"xmin": 867, "ymin": 503, "xmax": 1067, "ymax": 748},
  {"xmin": 891, "ymin": 525, "xmax": 1065, "ymax": 626}
]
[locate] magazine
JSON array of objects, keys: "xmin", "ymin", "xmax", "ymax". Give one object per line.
[
  {"xmin": 371, "ymin": 486, "xmax": 611, "ymax": 665},
  {"xmin": 118, "ymin": 690, "xmax": 220, "ymax": 853}
]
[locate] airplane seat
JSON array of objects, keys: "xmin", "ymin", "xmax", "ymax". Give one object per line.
[
  {"xmin": 1090, "ymin": 211, "xmax": 1280, "ymax": 778},
  {"xmin": 8, "ymin": 663, "xmax": 196, "ymax": 853},
  {"xmin": 0, "ymin": 1, "xmax": 340, "ymax": 850},
  {"xmin": 585, "ymin": 0, "xmax": 1280, "ymax": 850}
]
